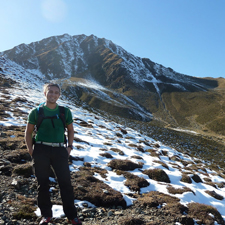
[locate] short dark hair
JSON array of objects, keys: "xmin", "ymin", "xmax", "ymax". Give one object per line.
[{"xmin": 43, "ymin": 83, "xmax": 61, "ymax": 94}]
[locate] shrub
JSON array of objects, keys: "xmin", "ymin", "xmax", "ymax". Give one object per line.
[
  {"xmin": 118, "ymin": 216, "xmax": 144, "ymax": 225},
  {"xmin": 13, "ymin": 205, "xmax": 37, "ymax": 219},
  {"xmin": 203, "ymin": 177, "xmax": 212, "ymax": 182},
  {"xmin": 205, "ymin": 190, "xmax": 224, "ymax": 200},
  {"xmin": 128, "ymin": 143, "xmax": 138, "ymax": 148},
  {"xmin": 119, "ymin": 171, "xmax": 150, "ymax": 192},
  {"xmin": 167, "ymin": 185, "xmax": 195, "ymax": 195},
  {"xmin": 161, "ymin": 150, "xmax": 168, "ymax": 156},
  {"xmin": 131, "ymin": 155, "xmax": 143, "ymax": 160},
  {"xmin": 180, "ymin": 160, "xmax": 189, "ymax": 167},
  {"xmin": 180, "ymin": 174, "xmax": 192, "ymax": 183},
  {"xmin": 170, "ymin": 155, "xmax": 181, "ymax": 162},
  {"xmin": 93, "ymin": 166, "xmax": 108, "ymax": 178},
  {"xmin": 116, "ymin": 132, "xmax": 123, "ymax": 138},
  {"xmin": 11, "ymin": 195, "xmax": 37, "ymax": 220},
  {"xmin": 137, "ymin": 146, "xmax": 145, "ymax": 152},
  {"xmin": 99, "ymin": 152, "xmax": 113, "ymax": 158},
  {"xmin": 191, "ymin": 174, "xmax": 202, "ymax": 183},
  {"xmin": 163, "ymin": 202, "xmax": 188, "ymax": 216},
  {"xmin": 143, "ymin": 168, "xmax": 170, "ymax": 183},
  {"xmin": 5, "ymin": 149, "xmax": 31, "ymax": 163},
  {"xmin": 204, "ymin": 182, "xmax": 217, "ymax": 188},
  {"xmin": 137, "ymin": 191, "xmax": 180, "ymax": 208},
  {"xmin": 187, "ymin": 202, "xmax": 225, "ymax": 225},
  {"xmin": 79, "ymin": 166, "xmax": 108, "ymax": 178},
  {"xmin": 107, "ymin": 159, "xmax": 143, "ymax": 171},
  {"xmin": 153, "ymin": 160, "xmax": 169, "ymax": 170},
  {"xmin": 146, "ymin": 149, "xmax": 160, "ymax": 158},
  {"xmin": 71, "ymin": 169, "xmax": 126, "ymax": 208},
  {"xmin": 83, "ymin": 162, "xmax": 92, "ymax": 167},
  {"xmin": 12, "ymin": 162, "xmax": 33, "ymax": 177},
  {"xmin": 216, "ymin": 182, "xmax": 225, "ymax": 188},
  {"xmin": 110, "ymin": 147, "xmax": 124, "ymax": 155}
]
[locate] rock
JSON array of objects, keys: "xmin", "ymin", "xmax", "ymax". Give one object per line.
[
  {"xmin": 11, "ymin": 178, "xmax": 21, "ymax": 189},
  {"xmin": 0, "ymin": 132, "xmax": 7, "ymax": 137},
  {"xmin": 114, "ymin": 211, "xmax": 123, "ymax": 216},
  {"xmin": 107, "ymin": 210, "xmax": 114, "ymax": 217}
]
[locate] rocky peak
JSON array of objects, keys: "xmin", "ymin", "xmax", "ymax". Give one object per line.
[{"xmin": 1, "ymin": 34, "xmax": 217, "ymax": 93}]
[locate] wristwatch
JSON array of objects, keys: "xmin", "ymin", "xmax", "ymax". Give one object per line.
[{"xmin": 68, "ymin": 145, "xmax": 73, "ymax": 150}]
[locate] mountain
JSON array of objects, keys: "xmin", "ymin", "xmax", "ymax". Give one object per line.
[
  {"xmin": 1, "ymin": 55, "xmax": 225, "ymax": 224},
  {"xmin": 0, "ymin": 34, "xmax": 225, "ymax": 138}
]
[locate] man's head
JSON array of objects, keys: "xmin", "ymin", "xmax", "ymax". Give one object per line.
[
  {"xmin": 43, "ymin": 83, "xmax": 61, "ymax": 105},
  {"xmin": 43, "ymin": 83, "xmax": 61, "ymax": 95}
]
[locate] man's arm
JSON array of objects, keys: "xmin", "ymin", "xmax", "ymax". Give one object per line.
[
  {"xmin": 25, "ymin": 123, "xmax": 35, "ymax": 156},
  {"xmin": 66, "ymin": 123, "xmax": 74, "ymax": 155}
]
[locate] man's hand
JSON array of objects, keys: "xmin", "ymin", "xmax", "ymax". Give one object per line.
[
  {"xmin": 28, "ymin": 148, "xmax": 34, "ymax": 156},
  {"xmin": 66, "ymin": 147, "xmax": 72, "ymax": 156}
]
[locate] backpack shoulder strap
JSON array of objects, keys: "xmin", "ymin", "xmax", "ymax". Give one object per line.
[
  {"xmin": 58, "ymin": 106, "xmax": 66, "ymax": 129},
  {"xmin": 58, "ymin": 106, "xmax": 67, "ymax": 145},
  {"xmin": 36, "ymin": 106, "xmax": 45, "ymax": 130}
]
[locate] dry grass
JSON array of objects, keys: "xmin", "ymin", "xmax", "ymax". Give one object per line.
[
  {"xmin": 161, "ymin": 150, "xmax": 168, "ymax": 156},
  {"xmin": 128, "ymin": 143, "xmax": 138, "ymax": 148},
  {"xmin": 146, "ymin": 149, "xmax": 161, "ymax": 158},
  {"xmin": 10, "ymin": 195, "xmax": 37, "ymax": 220},
  {"xmin": 137, "ymin": 191, "xmax": 180, "ymax": 208},
  {"xmin": 5, "ymin": 149, "xmax": 30, "ymax": 163},
  {"xmin": 116, "ymin": 170, "xmax": 149, "ymax": 192},
  {"xmin": 205, "ymin": 190, "xmax": 224, "ymax": 200},
  {"xmin": 131, "ymin": 155, "xmax": 143, "ymax": 160},
  {"xmin": 99, "ymin": 152, "xmax": 113, "ymax": 158},
  {"xmin": 110, "ymin": 147, "xmax": 125, "ymax": 155},
  {"xmin": 180, "ymin": 174, "xmax": 192, "ymax": 183},
  {"xmin": 153, "ymin": 160, "xmax": 169, "ymax": 170},
  {"xmin": 167, "ymin": 185, "xmax": 195, "ymax": 195},
  {"xmin": 118, "ymin": 216, "xmax": 144, "ymax": 225},
  {"xmin": 71, "ymin": 168, "xmax": 126, "ymax": 208},
  {"xmin": 80, "ymin": 166, "xmax": 108, "ymax": 179},
  {"xmin": 163, "ymin": 202, "xmax": 188, "ymax": 216},
  {"xmin": 187, "ymin": 202, "xmax": 225, "ymax": 225},
  {"xmin": 216, "ymin": 182, "xmax": 225, "ymax": 188},
  {"xmin": 203, "ymin": 177, "xmax": 212, "ymax": 182},
  {"xmin": 12, "ymin": 162, "xmax": 34, "ymax": 178},
  {"xmin": 191, "ymin": 174, "xmax": 203, "ymax": 183},
  {"xmin": 204, "ymin": 182, "xmax": 217, "ymax": 188},
  {"xmin": 107, "ymin": 159, "xmax": 143, "ymax": 171},
  {"xmin": 143, "ymin": 168, "xmax": 170, "ymax": 183}
]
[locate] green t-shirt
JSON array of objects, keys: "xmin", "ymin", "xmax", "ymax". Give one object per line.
[{"xmin": 28, "ymin": 104, "xmax": 73, "ymax": 143}]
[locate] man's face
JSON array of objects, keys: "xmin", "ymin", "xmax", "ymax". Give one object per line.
[{"xmin": 44, "ymin": 85, "xmax": 60, "ymax": 104}]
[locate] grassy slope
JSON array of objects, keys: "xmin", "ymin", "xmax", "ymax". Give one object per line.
[
  {"xmin": 59, "ymin": 76, "xmax": 225, "ymax": 170},
  {"xmin": 161, "ymin": 88, "xmax": 225, "ymax": 135}
]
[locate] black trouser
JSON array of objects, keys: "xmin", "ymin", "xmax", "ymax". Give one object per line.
[{"xmin": 33, "ymin": 144, "xmax": 77, "ymax": 219}]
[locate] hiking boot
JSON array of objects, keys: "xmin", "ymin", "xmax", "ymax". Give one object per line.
[
  {"xmin": 39, "ymin": 217, "xmax": 52, "ymax": 225},
  {"xmin": 69, "ymin": 217, "xmax": 82, "ymax": 225}
]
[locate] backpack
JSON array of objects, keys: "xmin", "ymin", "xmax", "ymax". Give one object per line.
[{"xmin": 33, "ymin": 104, "xmax": 67, "ymax": 145}]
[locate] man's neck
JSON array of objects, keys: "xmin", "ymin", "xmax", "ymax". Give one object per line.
[{"xmin": 45, "ymin": 102, "xmax": 57, "ymax": 109}]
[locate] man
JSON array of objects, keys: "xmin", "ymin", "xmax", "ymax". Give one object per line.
[{"xmin": 25, "ymin": 83, "xmax": 82, "ymax": 225}]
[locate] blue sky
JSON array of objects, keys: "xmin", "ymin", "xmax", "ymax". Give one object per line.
[{"xmin": 0, "ymin": 0, "xmax": 224, "ymax": 78}]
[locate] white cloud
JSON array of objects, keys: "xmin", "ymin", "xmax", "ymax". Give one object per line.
[{"xmin": 41, "ymin": 0, "xmax": 67, "ymax": 22}]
